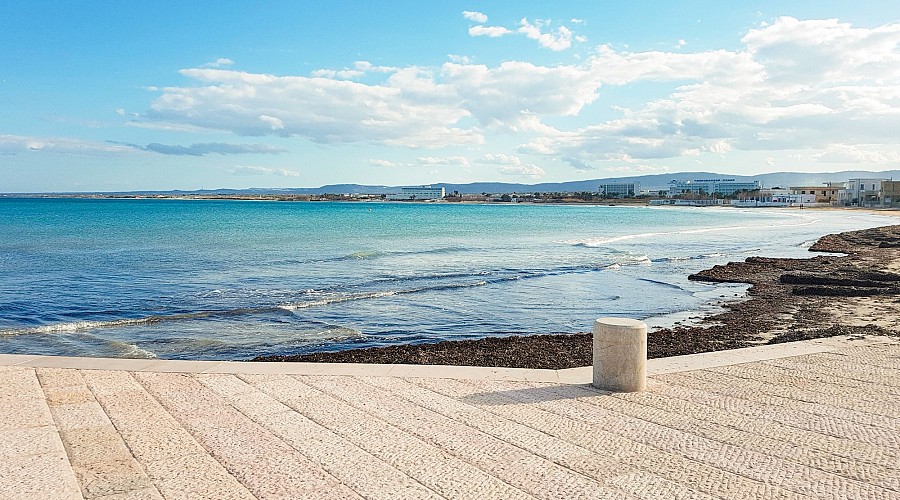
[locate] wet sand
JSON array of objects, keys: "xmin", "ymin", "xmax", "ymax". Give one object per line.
[{"xmin": 254, "ymin": 224, "xmax": 900, "ymax": 369}]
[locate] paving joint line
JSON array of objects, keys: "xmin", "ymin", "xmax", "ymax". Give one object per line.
[
  {"xmin": 410, "ymin": 377, "xmax": 760, "ymax": 498},
  {"xmin": 196, "ymin": 373, "xmax": 384, "ymax": 499},
  {"xmin": 287, "ymin": 374, "xmax": 540, "ymax": 500},
  {"xmin": 352, "ymin": 374, "xmax": 661, "ymax": 499},
  {"xmin": 693, "ymin": 367, "xmax": 900, "ymax": 420},
  {"xmin": 558, "ymin": 377, "xmax": 900, "ymax": 493},
  {"xmin": 658, "ymin": 373, "xmax": 900, "ymax": 433},
  {"xmin": 130, "ymin": 372, "xmax": 261, "ymax": 499},
  {"xmin": 635, "ymin": 381, "xmax": 900, "ymax": 471},
  {"xmin": 451, "ymin": 377, "xmax": 806, "ymax": 499}
]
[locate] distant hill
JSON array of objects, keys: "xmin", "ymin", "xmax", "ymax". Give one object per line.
[
  {"xmin": 434, "ymin": 170, "xmax": 900, "ymax": 194},
  {"xmin": 305, "ymin": 170, "xmax": 900, "ymax": 194},
  {"xmin": 11, "ymin": 170, "xmax": 899, "ymax": 196}
]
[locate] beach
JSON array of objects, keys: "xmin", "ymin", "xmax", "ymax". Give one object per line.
[{"xmin": 256, "ymin": 221, "xmax": 900, "ymax": 368}]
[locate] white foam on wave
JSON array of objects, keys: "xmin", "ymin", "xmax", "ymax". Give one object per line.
[
  {"xmin": 565, "ymin": 215, "xmax": 821, "ymax": 248},
  {"xmin": 278, "ymin": 290, "xmax": 401, "ymax": 310},
  {"xmin": 278, "ymin": 280, "xmax": 491, "ymax": 311},
  {"xmin": 107, "ymin": 340, "xmax": 157, "ymax": 359},
  {"xmin": 0, "ymin": 318, "xmax": 161, "ymax": 336}
]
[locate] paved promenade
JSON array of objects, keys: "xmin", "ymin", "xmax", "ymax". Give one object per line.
[{"xmin": 2, "ymin": 335, "xmax": 899, "ymax": 499}]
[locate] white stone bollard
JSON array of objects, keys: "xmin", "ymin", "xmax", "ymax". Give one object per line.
[{"xmin": 592, "ymin": 317, "xmax": 647, "ymax": 392}]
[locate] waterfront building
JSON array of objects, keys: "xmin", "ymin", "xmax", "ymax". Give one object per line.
[
  {"xmin": 840, "ymin": 178, "xmax": 887, "ymax": 206},
  {"xmin": 666, "ymin": 179, "xmax": 760, "ymax": 198},
  {"xmin": 882, "ymin": 180, "xmax": 900, "ymax": 207},
  {"xmin": 598, "ymin": 182, "xmax": 640, "ymax": 198},
  {"xmin": 731, "ymin": 193, "xmax": 816, "ymax": 207},
  {"xmin": 789, "ymin": 184, "xmax": 843, "ymax": 203},
  {"xmin": 387, "ymin": 185, "xmax": 446, "ymax": 201}
]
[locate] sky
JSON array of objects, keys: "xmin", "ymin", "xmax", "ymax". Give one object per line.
[{"xmin": 2, "ymin": 1, "xmax": 900, "ymax": 192}]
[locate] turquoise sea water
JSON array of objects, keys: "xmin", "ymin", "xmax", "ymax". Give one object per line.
[{"xmin": 0, "ymin": 198, "xmax": 894, "ymax": 360}]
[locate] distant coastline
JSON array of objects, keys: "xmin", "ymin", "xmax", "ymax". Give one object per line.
[
  {"xmin": 0, "ymin": 192, "xmax": 650, "ymax": 205},
  {"xmin": 4, "ymin": 193, "xmax": 899, "ymax": 213}
]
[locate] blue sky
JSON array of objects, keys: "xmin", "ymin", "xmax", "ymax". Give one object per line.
[{"xmin": 2, "ymin": 1, "xmax": 900, "ymax": 192}]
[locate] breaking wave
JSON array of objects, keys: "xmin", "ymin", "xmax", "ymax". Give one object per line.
[{"xmin": 566, "ymin": 216, "xmax": 820, "ymax": 248}]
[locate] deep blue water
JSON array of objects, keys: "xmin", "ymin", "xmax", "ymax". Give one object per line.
[{"xmin": 0, "ymin": 198, "xmax": 894, "ymax": 360}]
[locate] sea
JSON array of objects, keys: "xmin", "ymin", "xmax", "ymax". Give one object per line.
[{"xmin": 0, "ymin": 198, "xmax": 895, "ymax": 360}]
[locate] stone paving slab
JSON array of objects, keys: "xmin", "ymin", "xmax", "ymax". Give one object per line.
[{"xmin": 1, "ymin": 336, "xmax": 899, "ymax": 499}]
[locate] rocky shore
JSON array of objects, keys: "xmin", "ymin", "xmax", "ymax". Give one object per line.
[{"xmin": 253, "ymin": 224, "xmax": 900, "ymax": 369}]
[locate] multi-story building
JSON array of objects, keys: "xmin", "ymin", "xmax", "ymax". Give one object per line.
[
  {"xmin": 731, "ymin": 193, "xmax": 816, "ymax": 207},
  {"xmin": 666, "ymin": 179, "xmax": 760, "ymax": 198},
  {"xmin": 789, "ymin": 183, "xmax": 844, "ymax": 204},
  {"xmin": 387, "ymin": 185, "xmax": 446, "ymax": 201},
  {"xmin": 840, "ymin": 178, "xmax": 886, "ymax": 206},
  {"xmin": 882, "ymin": 180, "xmax": 900, "ymax": 207},
  {"xmin": 598, "ymin": 182, "xmax": 640, "ymax": 198}
]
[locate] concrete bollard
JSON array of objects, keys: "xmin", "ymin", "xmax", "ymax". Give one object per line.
[{"xmin": 592, "ymin": 317, "xmax": 647, "ymax": 392}]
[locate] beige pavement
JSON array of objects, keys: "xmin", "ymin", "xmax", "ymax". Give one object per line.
[{"xmin": 2, "ymin": 335, "xmax": 899, "ymax": 499}]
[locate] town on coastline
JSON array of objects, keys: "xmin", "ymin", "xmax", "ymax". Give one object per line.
[
  {"xmin": 387, "ymin": 177, "xmax": 900, "ymax": 208},
  {"xmin": 15, "ymin": 176, "xmax": 900, "ymax": 208}
]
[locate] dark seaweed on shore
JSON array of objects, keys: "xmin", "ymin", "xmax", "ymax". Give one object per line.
[{"xmin": 253, "ymin": 225, "xmax": 900, "ymax": 369}]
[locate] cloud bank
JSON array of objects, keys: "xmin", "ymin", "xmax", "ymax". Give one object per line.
[{"xmin": 136, "ymin": 17, "xmax": 900, "ymax": 172}]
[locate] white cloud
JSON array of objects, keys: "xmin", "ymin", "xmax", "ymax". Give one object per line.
[
  {"xmin": 311, "ymin": 68, "xmax": 363, "ymax": 79},
  {"xmin": 417, "ymin": 155, "xmax": 470, "ymax": 167},
  {"xmin": 137, "ymin": 142, "xmax": 285, "ymax": 156},
  {"xmin": 440, "ymin": 61, "xmax": 602, "ymax": 130},
  {"xmin": 0, "ymin": 135, "xmax": 135, "ymax": 155},
  {"xmin": 312, "ymin": 60, "xmax": 398, "ymax": 80},
  {"xmin": 498, "ymin": 164, "xmax": 545, "ymax": 177},
  {"xmin": 369, "ymin": 159, "xmax": 411, "ymax": 168},
  {"xmin": 480, "ymin": 153, "xmax": 523, "ymax": 165},
  {"xmin": 447, "ymin": 54, "xmax": 471, "ymax": 64},
  {"xmin": 142, "ymin": 59, "xmax": 604, "ymax": 148},
  {"xmin": 515, "ymin": 17, "xmax": 900, "ymax": 169},
  {"xmin": 809, "ymin": 144, "xmax": 900, "ymax": 163},
  {"xmin": 469, "ymin": 25, "xmax": 512, "ymax": 38},
  {"xmin": 467, "ymin": 16, "xmax": 581, "ymax": 51},
  {"xmin": 369, "ymin": 156, "xmax": 470, "ymax": 168},
  {"xmin": 478, "ymin": 153, "xmax": 544, "ymax": 177},
  {"xmin": 230, "ymin": 165, "xmax": 299, "ymax": 176},
  {"xmin": 137, "ymin": 17, "xmax": 900, "ymax": 172},
  {"xmin": 202, "ymin": 58, "xmax": 234, "ymax": 68},
  {"xmin": 144, "ymin": 68, "xmax": 480, "ymax": 148},
  {"xmin": 606, "ymin": 164, "xmax": 670, "ymax": 173},
  {"xmin": 462, "ymin": 11, "xmax": 488, "ymax": 23},
  {"xmin": 518, "ymin": 18, "xmax": 572, "ymax": 51},
  {"xmin": 258, "ymin": 115, "xmax": 285, "ymax": 130}
]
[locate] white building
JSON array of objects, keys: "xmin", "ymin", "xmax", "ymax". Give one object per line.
[
  {"xmin": 666, "ymin": 179, "xmax": 760, "ymax": 198},
  {"xmin": 840, "ymin": 178, "xmax": 886, "ymax": 206},
  {"xmin": 598, "ymin": 182, "xmax": 640, "ymax": 198},
  {"xmin": 731, "ymin": 193, "xmax": 816, "ymax": 207},
  {"xmin": 387, "ymin": 185, "xmax": 446, "ymax": 201}
]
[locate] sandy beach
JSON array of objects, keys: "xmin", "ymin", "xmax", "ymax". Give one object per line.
[{"xmin": 255, "ymin": 216, "xmax": 900, "ymax": 369}]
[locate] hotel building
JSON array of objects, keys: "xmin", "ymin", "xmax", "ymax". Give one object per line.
[
  {"xmin": 666, "ymin": 179, "xmax": 760, "ymax": 198},
  {"xmin": 387, "ymin": 186, "xmax": 446, "ymax": 201},
  {"xmin": 598, "ymin": 182, "xmax": 640, "ymax": 198}
]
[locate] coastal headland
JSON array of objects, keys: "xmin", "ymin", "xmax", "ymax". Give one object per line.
[{"xmin": 255, "ymin": 223, "xmax": 900, "ymax": 368}]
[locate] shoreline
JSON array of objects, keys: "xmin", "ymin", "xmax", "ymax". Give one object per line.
[
  {"xmin": 5, "ymin": 193, "xmax": 900, "ymax": 210},
  {"xmin": 254, "ymin": 223, "xmax": 900, "ymax": 368}
]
